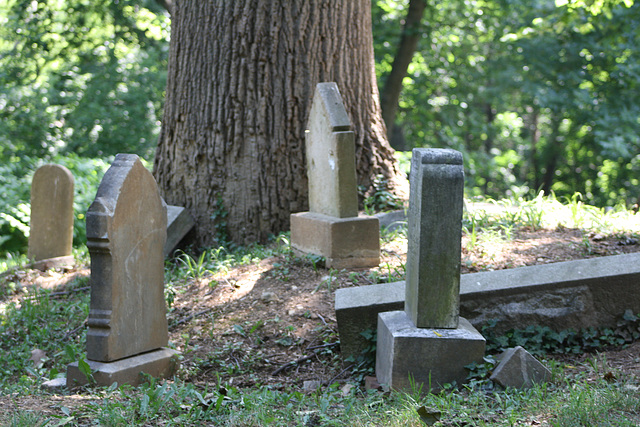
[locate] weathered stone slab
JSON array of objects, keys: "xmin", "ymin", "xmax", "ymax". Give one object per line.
[
  {"xmin": 290, "ymin": 211, "xmax": 379, "ymax": 269},
  {"xmin": 67, "ymin": 348, "xmax": 179, "ymax": 388},
  {"xmin": 335, "ymin": 281, "xmax": 405, "ymax": 358},
  {"xmin": 84, "ymin": 154, "xmax": 169, "ymax": 362},
  {"xmin": 42, "ymin": 377, "xmax": 66, "ymax": 389},
  {"xmin": 490, "ymin": 346, "xmax": 551, "ymax": 389},
  {"xmin": 375, "ymin": 210, "xmax": 407, "ymax": 233},
  {"xmin": 164, "ymin": 205, "xmax": 195, "ymax": 257},
  {"xmin": 376, "ymin": 311, "xmax": 485, "ymax": 392},
  {"xmin": 306, "ymin": 82, "xmax": 358, "ymax": 218},
  {"xmin": 28, "ymin": 164, "xmax": 74, "ymax": 267},
  {"xmin": 336, "ymin": 252, "xmax": 640, "ymax": 359},
  {"xmin": 405, "ymin": 148, "xmax": 464, "ymax": 329}
]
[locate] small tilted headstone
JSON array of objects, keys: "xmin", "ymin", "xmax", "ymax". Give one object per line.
[
  {"xmin": 164, "ymin": 205, "xmax": 195, "ymax": 257},
  {"xmin": 66, "ymin": 154, "xmax": 178, "ymax": 387},
  {"xmin": 28, "ymin": 164, "xmax": 75, "ymax": 270}
]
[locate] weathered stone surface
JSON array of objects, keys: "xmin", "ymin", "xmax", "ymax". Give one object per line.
[
  {"xmin": 335, "ymin": 282, "xmax": 405, "ymax": 359},
  {"xmin": 67, "ymin": 348, "xmax": 179, "ymax": 388},
  {"xmin": 164, "ymin": 205, "xmax": 195, "ymax": 257},
  {"xmin": 375, "ymin": 210, "xmax": 407, "ymax": 233},
  {"xmin": 42, "ymin": 377, "xmax": 66, "ymax": 389},
  {"xmin": 85, "ymin": 154, "xmax": 168, "ymax": 362},
  {"xmin": 290, "ymin": 211, "xmax": 379, "ymax": 269},
  {"xmin": 28, "ymin": 164, "xmax": 74, "ymax": 264},
  {"xmin": 31, "ymin": 255, "xmax": 75, "ymax": 271},
  {"xmin": 376, "ymin": 311, "xmax": 485, "ymax": 392},
  {"xmin": 405, "ymin": 148, "xmax": 464, "ymax": 329},
  {"xmin": 305, "ymin": 82, "xmax": 358, "ymax": 218},
  {"xmin": 490, "ymin": 346, "xmax": 551, "ymax": 389},
  {"xmin": 336, "ymin": 252, "xmax": 640, "ymax": 358}
]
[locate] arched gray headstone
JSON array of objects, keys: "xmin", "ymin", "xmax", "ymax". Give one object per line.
[{"xmin": 28, "ymin": 164, "xmax": 74, "ymax": 264}]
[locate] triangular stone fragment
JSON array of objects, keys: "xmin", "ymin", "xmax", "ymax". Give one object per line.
[{"xmin": 490, "ymin": 346, "xmax": 551, "ymax": 389}]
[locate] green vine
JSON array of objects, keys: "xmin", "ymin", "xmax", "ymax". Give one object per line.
[{"xmin": 482, "ymin": 309, "xmax": 640, "ymax": 356}]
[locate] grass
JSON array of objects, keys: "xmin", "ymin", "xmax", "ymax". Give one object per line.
[
  {"xmin": 1, "ymin": 193, "xmax": 640, "ymax": 425},
  {"xmin": 3, "ymin": 367, "xmax": 639, "ymax": 426},
  {"xmin": 465, "ymin": 191, "xmax": 640, "ymax": 237}
]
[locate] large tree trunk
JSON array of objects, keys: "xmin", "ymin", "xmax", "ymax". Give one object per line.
[{"xmin": 154, "ymin": 1, "xmax": 402, "ymax": 247}]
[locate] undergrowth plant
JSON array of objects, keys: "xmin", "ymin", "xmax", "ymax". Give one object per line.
[
  {"xmin": 361, "ymin": 174, "xmax": 405, "ymax": 215},
  {"xmin": 467, "ymin": 192, "xmax": 640, "ymax": 236},
  {"xmin": 482, "ymin": 310, "xmax": 640, "ymax": 356},
  {"xmin": 0, "ymin": 276, "xmax": 89, "ymax": 392}
]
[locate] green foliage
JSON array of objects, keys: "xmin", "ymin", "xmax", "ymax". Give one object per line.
[
  {"xmin": 374, "ymin": 0, "xmax": 640, "ymax": 207},
  {"xmin": 361, "ymin": 175, "xmax": 405, "ymax": 214},
  {"xmin": 0, "ymin": 0, "xmax": 169, "ymax": 161},
  {"xmin": 0, "ymin": 279, "xmax": 89, "ymax": 392},
  {"xmin": 482, "ymin": 310, "xmax": 640, "ymax": 356},
  {"xmin": 464, "ymin": 192, "xmax": 640, "ymax": 239},
  {"xmin": 210, "ymin": 195, "xmax": 231, "ymax": 249}
]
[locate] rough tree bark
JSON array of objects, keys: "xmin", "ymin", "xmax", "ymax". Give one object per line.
[{"xmin": 154, "ymin": 1, "xmax": 403, "ymax": 246}]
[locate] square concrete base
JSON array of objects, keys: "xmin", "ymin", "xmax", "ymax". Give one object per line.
[
  {"xmin": 290, "ymin": 211, "xmax": 379, "ymax": 269},
  {"xmin": 67, "ymin": 347, "xmax": 180, "ymax": 388},
  {"xmin": 376, "ymin": 311, "xmax": 485, "ymax": 392}
]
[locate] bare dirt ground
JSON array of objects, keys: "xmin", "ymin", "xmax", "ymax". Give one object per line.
[{"xmin": 2, "ymin": 226, "xmax": 640, "ymax": 417}]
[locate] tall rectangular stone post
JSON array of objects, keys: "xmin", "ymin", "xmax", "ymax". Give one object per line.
[
  {"xmin": 405, "ymin": 149, "xmax": 464, "ymax": 329},
  {"xmin": 376, "ymin": 148, "xmax": 485, "ymax": 392},
  {"xmin": 67, "ymin": 154, "xmax": 179, "ymax": 387},
  {"xmin": 290, "ymin": 82, "xmax": 379, "ymax": 269},
  {"xmin": 28, "ymin": 164, "xmax": 75, "ymax": 270}
]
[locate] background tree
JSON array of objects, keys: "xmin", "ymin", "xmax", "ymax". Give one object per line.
[
  {"xmin": 378, "ymin": 0, "xmax": 427, "ymax": 147},
  {"xmin": 154, "ymin": 1, "xmax": 402, "ymax": 247},
  {"xmin": 0, "ymin": 0, "xmax": 169, "ymax": 161},
  {"xmin": 373, "ymin": 0, "xmax": 640, "ymax": 206}
]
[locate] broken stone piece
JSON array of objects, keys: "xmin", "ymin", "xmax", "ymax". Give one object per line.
[{"xmin": 490, "ymin": 346, "xmax": 552, "ymax": 389}]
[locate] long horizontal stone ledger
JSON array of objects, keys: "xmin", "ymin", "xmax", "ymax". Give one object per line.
[{"xmin": 336, "ymin": 252, "xmax": 640, "ymax": 359}]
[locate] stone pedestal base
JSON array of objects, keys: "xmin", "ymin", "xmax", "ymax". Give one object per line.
[
  {"xmin": 376, "ymin": 311, "xmax": 485, "ymax": 392},
  {"xmin": 67, "ymin": 348, "xmax": 179, "ymax": 387},
  {"xmin": 32, "ymin": 255, "xmax": 74, "ymax": 271},
  {"xmin": 290, "ymin": 212, "xmax": 379, "ymax": 269}
]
